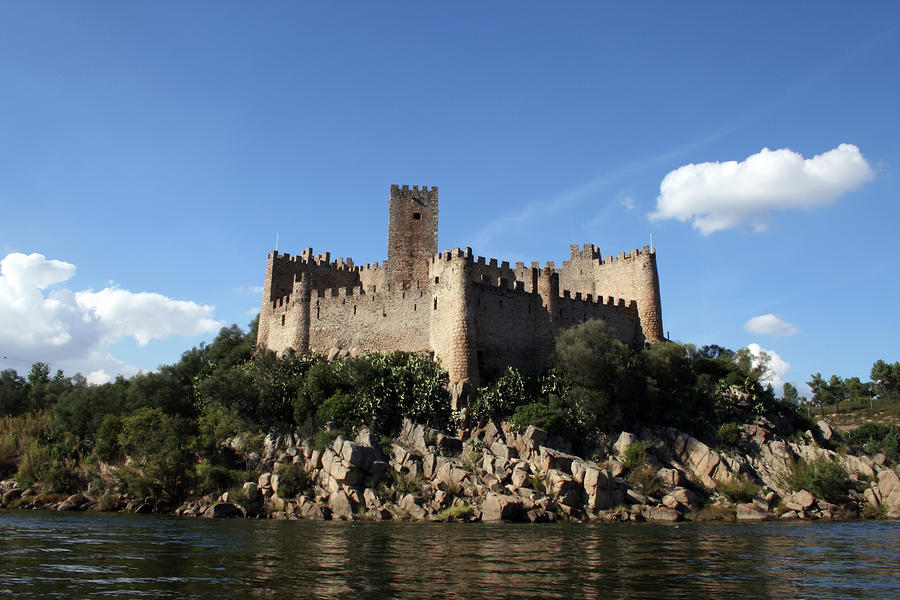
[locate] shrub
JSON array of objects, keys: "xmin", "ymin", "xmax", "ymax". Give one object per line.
[
  {"xmin": 312, "ymin": 429, "xmax": 343, "ymax": 452},
  {"xmin": 94, "ymin": 414, "xmax": 123, "ymax": 463},
  {"xmin": 622, "ymin": 441, "xmax": 653, "ymax": 469},
  {"xmin": 718, "ymin": 475, "xmax": 761, "ymax": 504},
  {"xmin": 527, "ymin": 473, "xmax": 547, "ymax": 496},
  {"xmin": 276, "ymin": 463, "xmax": 311, "ymax": 498},
  {"xmin": 510, "ymin": 401, "xmax": 572, "ymax": 436},
  {"xmin": 847, "ymin": 424, "xmax": 900, "ymax": 463},
  {"xmin": 468, "ymin": 367, "xmax": 533, "ymax": 423},
  {"xmin": 626, "ymin": 464, "xmax": 663, "ymax": 497},
  {"xmin": 792, "ymin": 457, "xmax": 854, "ymax": 504},
  {"xmin": 717, "ymin": 422, "xmax": 741, "ymax": 449},
  {"xmin": 15, "ymin": 439, "xmax": 50, "ymax": 487},
  {"xmin": 196, "ymin": 461, "xmax": 247, "ymax": 496},
  {"xmin": 117, "ymin": 407, "xmax": 194, "ymax": 501},
  {"xmin": 389, "ymin": 471, "xmax": 422, "ymax": 495}
]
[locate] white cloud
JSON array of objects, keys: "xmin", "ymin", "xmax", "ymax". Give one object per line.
[
  {"xmin": 650, "ymin": 144, "xmax": 874, "ymax": 234},
  {"xmin": 0, "ymin": 252, "xmax": 222, "ymax": 379},
  {"xmin": 746, "ymin": 343, "xmax": 791, "ymax": 395},
  {"xmin": 744, "ymin": 314, "xmax": 799, "ymax": 337}
]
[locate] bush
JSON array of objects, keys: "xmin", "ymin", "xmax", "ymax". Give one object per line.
[
  {"xmin": 468, "ymin": 367, "xmax": 533, "ymax": 423},
  {"xmin": 792, "ymin": 457, "xmax": 854, "ymax": 504},
  {"xmin": 847, "ymin": 424, "xmax": 900, "ymax": 463},
  {"xmin": 510, "ymin": 401, "xmax": 572, "ymax": 437},
  {"xmin": 15, "ymin": 439, "xmax": 51, "ymax": 487},
  {"xmin": 117, "ymin": 408, "xmax": 195, "ymax": 501},
  {"xmin": 275, "ymin": 463, "xmax": 311, "ymax": 498},
  {"xmin": 312, "ymin": 429, "xmax": 344, "ymax": 452},
  {"xmin": 717, "ymin": 422, "xmax": 741, "ymax": 449},
  {"xmin": 196, "ymin": 461, "xmax": 247, "ymax": 496},
  {"xmin": 626, "ymin": 464, "xmax": 663, "ymax": 497},
  {"xmin": 623, "ymin": 441, "xmax": 653, "ymax": 469},
  {"xmin": 718, "ymin": 475, "xmax": 761, "ymax": 504}
]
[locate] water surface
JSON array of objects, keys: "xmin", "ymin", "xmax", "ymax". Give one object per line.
[{"xmin": 1, "ymin": 511, "xmax": 898, "ymax": 599}]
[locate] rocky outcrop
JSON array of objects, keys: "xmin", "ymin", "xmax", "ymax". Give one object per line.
[{"xmin": 4, "ymin": 416, "xmax": 898, "ymax": 523}]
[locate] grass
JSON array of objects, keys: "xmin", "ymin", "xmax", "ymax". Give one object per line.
[
  {"xmin": 626, "ymin": 464, "xmax": 663, "ymax": 498},
  {"xmin": 439, "ymin": 504, "xmax": 475, "ymax": 521},
  {"xmin": 814, "ymin": 397, "xmax": 900, "ymax": 428},
  {"xmin": 717, "ymin": 475, "xmax": 761, "ymax": 504},
  {"xmin": 689, "ymin": 503, "xmax": 736, "ymax": 522}
]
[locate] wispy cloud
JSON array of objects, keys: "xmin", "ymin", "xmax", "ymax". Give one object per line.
[{"xmin": 471, "ymin": 127, "xmax": 734, "ymax": 250}]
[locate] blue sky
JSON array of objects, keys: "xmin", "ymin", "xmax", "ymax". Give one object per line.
[{"xmin": 1, "ymin": 2, "xmax": 898, "ymax": 394}]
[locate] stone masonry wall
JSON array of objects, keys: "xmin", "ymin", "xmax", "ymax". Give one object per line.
[{"xmin": 258, "ymin": 184, "xmax": 663, "ymax": 383}]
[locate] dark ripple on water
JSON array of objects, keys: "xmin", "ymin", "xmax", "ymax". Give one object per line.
[{"xmin": 0, "ymin": 511, "xmax": 898, "ymax": 599}]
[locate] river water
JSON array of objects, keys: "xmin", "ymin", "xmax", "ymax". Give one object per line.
[{"xmin": 1, "ymin": 511, "xmax": 898, "ymax": 599}]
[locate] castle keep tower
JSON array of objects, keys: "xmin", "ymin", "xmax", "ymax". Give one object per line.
[
  {"xmin": 387, "ymin": 185, "xmax": 438, "ymax": 284},
  {"xmin": 257, "ymin": 184, "xmax": 663, "ymax": 386}
]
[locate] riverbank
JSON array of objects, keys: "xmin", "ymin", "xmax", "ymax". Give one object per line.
[{"xmin": 3, "ymin": 417, "xmax": 898, "ymax": 523}]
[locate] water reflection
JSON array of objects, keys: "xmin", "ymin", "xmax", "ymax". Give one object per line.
[{"xmin": 1, "ymin": 511, "xmax": 898, "ymax": 599}]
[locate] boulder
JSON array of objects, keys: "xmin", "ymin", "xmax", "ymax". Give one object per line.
[
  {"xmin": 437, "ymin": 434, "xmax": 463, "ymax": 455},
  {"xmin": 300, "ymin": 503, "xmax": 331, "ymax": 520},
  {"xmin": 258, "ymin": 472, "xmax": 272, "ymax": 489},
  {"xmin": 736, "ymin": 503, "xmax": 774, "ymax": 521},
  {"xmin": 643, "ymin": 506, "xmax": 681, "ymax": 522},
  {"xmin": 57, "ymin": 493, "xmax": 90, "ymax": 512},
  {"xmin": 816, "ymin": 420, "xmax": 835, "ymax": 441},
  {"xmin": 511, "ymin": 464, "xmax": 530, "ymax": 488},
  {"xmin": 656, "ymin": 468, "xmax": 682, "ymax": 490},
  {"xmin": 877, "ymin": 469, "xmax": 900, "ymax": 515},
  {"xmin": 667, "ymin": 487, "xmax": 703, "ymax": 509},
  {"xmin": 522, "ymin": 425, "xmax": 548, "ymax": 447},
  {"xmin": 328, "ymin": 491, "xmax": 356, "ymax": 519},
  {"xmin": 613, "ymin": 432, "xmax": 638, "ymax": 457},
  {"xmin": 481, "ymin": 492, "xmax": 528, "ymax": 522},
  {"xmin": 435, "ymin": 461, "xmax": 469, "ymax": 487},
  {"xmin": 242, "ymin": 482, "xmax": 259, "ymax": 503},
  {"xmin": 204, "ymin": 502, "xmax": 245, "ymax": 518},
  {"xmin": 547, "ymin": 469, "xmax": 580, "ymax": 506},
  {"xmin": 539, "ymin": 446, "xmax": 577, "ymax": 475},
  {"xmin": 399, "ymin": 494, "xmax": 427, "ymax": 520},
  {"xmin": 785, "ymin": 490, "xmax": 815, "ymax": 512},
  {"xmin": 490, "ymin": 441, "xmax": 518, "ymax": 460}
]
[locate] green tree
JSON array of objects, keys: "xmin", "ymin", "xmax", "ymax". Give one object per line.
[
  {"xmin": 117, "ymin": 407, "xmax": 195, "ymax": 501},
  {"xmin": 554, "ymin": 320, "xmax": 636, "ymax": 432},
  {"xmin": 871, "ymin": 360, "xmax": 900, "ymax": 400},
  {"xmin": 782, "ymin": 382, "xmax": 799, "ymax": 404},
  {"xmin": 845, "ymin": 376, "xmax": 872, "ymax": 408},
  {"xmin": 828, "ymin": 375, "xmax": 846, "ymax": 414},
  {"xmin": 807, "ymin": 373, "xmax": 828, "ymax": 418},
  {"xmin": 0, "ymin": 369, "xmax": 27, "ymax": 416}
]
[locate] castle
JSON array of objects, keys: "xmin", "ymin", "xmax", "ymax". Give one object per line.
[{"xmin": 257, "ymin": 184, "xmax": 663, "ymax": 389}]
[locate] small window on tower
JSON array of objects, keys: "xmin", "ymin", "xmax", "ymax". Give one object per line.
[{"xmin": 413, "ymin": 212, "xmax": 421, "ymax": 220}]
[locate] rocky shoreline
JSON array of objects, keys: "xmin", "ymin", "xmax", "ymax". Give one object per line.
[{"xmin": 3, "ymin": 418, "xmax": 899, "ymax": 523}]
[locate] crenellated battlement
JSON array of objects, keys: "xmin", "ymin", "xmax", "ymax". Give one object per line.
[
  {"xmin": 391, "ymin": 184, "xmax": 438, "ymax": 195},
  {"xmin": 602, "ymin": 245, "xmax": 654, "ymax": 264}
]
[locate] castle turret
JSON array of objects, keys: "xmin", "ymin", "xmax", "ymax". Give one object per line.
[
  {"xmin": 387, "ymin": 185, "xmax": 438, "ymax": 284},
  {"xmin": 430, "ymin": 251, "xmax": 479, "ymax": 386}
]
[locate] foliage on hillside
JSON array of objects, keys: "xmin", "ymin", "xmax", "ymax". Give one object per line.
[{"xmin": 0, "ymin": 316, "xmax": 894, "ymax": 507}]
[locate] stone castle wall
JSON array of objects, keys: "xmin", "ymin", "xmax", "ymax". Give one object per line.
[{"xmin": 257, "ymin": 185, "xmax": 662, "ymax": 385}]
